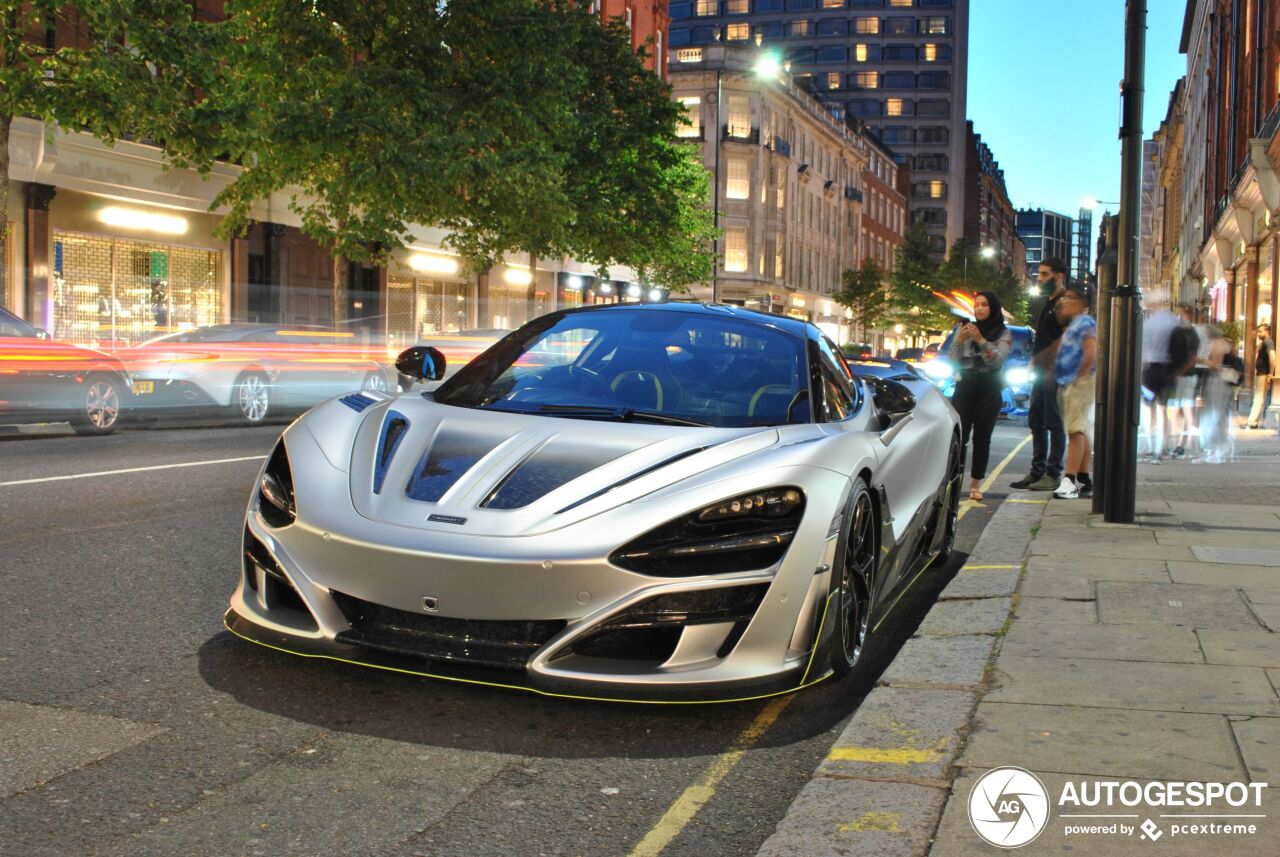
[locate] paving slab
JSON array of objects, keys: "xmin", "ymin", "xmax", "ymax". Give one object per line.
[
  {"xmin": 1011, "ymin": 597, "xmax": 1097, "ymax": 626},
  {"xmin": 880, "ymin": 636, "xmax": 995, "ymax": 690},
  {"xmin": 757, "ymin": 777, "xmax": 947, "ymax": 857},
  {"xmin": 1024, "ymin": 556, "xmax": 1170, "ymax": 582},
  {"xmin": 1245, "ymin": 587, "xmax": 1280, "ymax": 605},
  {"xmin": 1252, "ymin": 602, "xmax": 1280, "ymax": 631},
  {"xmin": 914, "ymin": 598, "xmax": 1012, "ymax": 637},
  {"xmin": 1001, "ymin": 623, "xmax": 1203, "ymax": 664},
  {"xmin": 819, "ymin": 687, "xmax": 976, "ymax": 781},
  {"xmin": 1165, "ymin": 501, "xmax": 1280, "ymax": 523},
  {"xmin": 1196, "ymin": 630, "xmax": 1280, "ymax": 668},
  {"xmin": 938, "ymin": 569, "xmax": 1019, "ymax": 600},
  {"xmin": 0, "ymin": 700, "xmax": 165, "ymax": 800},
  {"xmin": 1168, "ymin": 561, "xmax": 1280, "ymax": 588},
  {"xmin": 1155, "ymin": 529, "xmax": 1280, "ymax": 548},
  {"xmin": 1096, "ymin": 582, "xmax": 1263, "ymax": 630},
  {"xmin": 931, "ymin": 769, "xmax": 1278, "ymax": 857},
  {"xmin": 1018, "ymin": 574, "xmax": 1095, "ymax": 599},
  {"xmin": 1191, "ymin": 546, "xmax": 1280, "ymax": 567},
  {"xmin": 957, "ymin": 702, "xmax": 1245, "ymax": 781},
  {"xmin": 1029, "ymin": 539, "xmax": 1193, "ymax": 561},
  {"xmin": 985, "ymin": 655, "xmax": 1280, "ymax": 716},
  {"xmin": 1232, "ymin": 716, "xmax": 1280, "ymax": 781}
]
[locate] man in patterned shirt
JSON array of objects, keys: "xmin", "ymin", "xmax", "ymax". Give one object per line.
[{"xmin": 1051, "ymin": 285, "xmax": 1097, "ymax": 499}]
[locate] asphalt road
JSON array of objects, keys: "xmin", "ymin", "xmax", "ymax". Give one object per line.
[{"xmin": 0, "ymin": 419, "xmax": 1031, "ymax": 857}]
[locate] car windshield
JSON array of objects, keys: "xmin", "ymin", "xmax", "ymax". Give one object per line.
[{"xmin": 433, "ymin": 308, "xmax": 811, "ymax": 428}]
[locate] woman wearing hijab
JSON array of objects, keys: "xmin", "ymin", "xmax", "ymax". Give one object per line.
[{"xmin": 949, "ymin": 291, "xmax": 1012, "ymax": 500}]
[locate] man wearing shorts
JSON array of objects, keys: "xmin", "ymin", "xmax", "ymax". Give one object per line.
[
  {"xmin": 1052, "ymin": 285, "xmax": 1096, "ymax": 499},
  {"xmin": 1141, "ymin": 299, "xmax": 1181, "ymax": 462}
]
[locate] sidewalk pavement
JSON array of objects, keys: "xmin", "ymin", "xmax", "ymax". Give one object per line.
[{"xmin": 759, "ymin": 427, "xmax": 1279, "ymax": 857}]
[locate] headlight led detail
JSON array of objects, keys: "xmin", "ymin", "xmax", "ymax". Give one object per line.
[
  {"xmin": 258, "ymin": 440, "xmax": 296, "ymax": 527},
  {"xmin": 697, "ymin": 488, "xmax": 802, "ymax": 523}
]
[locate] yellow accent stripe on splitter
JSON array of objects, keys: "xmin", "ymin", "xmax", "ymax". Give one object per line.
[{"xmin": 222, "ymin": 611, "xmax": 832, "ymax": 707}]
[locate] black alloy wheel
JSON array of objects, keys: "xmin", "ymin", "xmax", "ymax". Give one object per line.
[{"xmin": 830, "ymin": 479, "xmax": 875, "ymax": 677}]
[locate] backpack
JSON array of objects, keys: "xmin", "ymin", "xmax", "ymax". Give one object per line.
[
  {"xmin": 1169, "ymin": 326, "xmax": 1200, "ymax": 375},
  {"xmin": 1223, "ymin": 353, "xmax": 1245, "ymax": 387}
]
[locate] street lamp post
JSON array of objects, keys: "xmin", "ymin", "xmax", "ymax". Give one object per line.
[{"xmin": 963, "ymin": 245, "xmax": 996, "ymax": 288}]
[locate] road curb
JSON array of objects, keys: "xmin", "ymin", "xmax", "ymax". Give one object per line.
[{"xmin": 756, "ymin": 496, "xmax": 1048, "ymax": 857}]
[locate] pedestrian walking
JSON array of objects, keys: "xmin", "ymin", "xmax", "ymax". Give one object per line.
[
  {"xmin": 1051, "ymin": 285, "xmax": 1096, "ymax": 499},
  {"xmin": 1010, "ymin": 258, "xmax": 1067, "ymax": 491},
  {"xmin": 1246, "ymin": 323, "xmax": 1277, "ymax": 429},
  {"xmin": 1198, "ymin": 325, "xmax": 1235, "ymax": 463},
  {"xmin": 1140, "ymin": 298, "xmax": 1181, "ymax": 462},
  {"xmin": 950, "ymin": 290, "xmax": 1011, "ymax": 501},
  {"xmin": 1167, "ymin": 305, "xmax": 1201, "ymax": 459}
]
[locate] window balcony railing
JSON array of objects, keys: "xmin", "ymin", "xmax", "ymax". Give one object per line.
[
  {"xmin": 770, "ymin": 136, "xmax": 792, "ymax": 157},
  {"xmin": 723, "ymin": 125, "xmax": 760, "ymax": 144}
]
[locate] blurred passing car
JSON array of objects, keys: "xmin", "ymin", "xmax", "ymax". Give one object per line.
[
  {"xmin": 920, "ymin": 324, "xmax": 1036, "ymax": 420},
  {"xmin": 0, "ymin": 307, "xmax": 132, "ymax": 435},
  {"xmin": 120, "ymin": 323, "xmax": 392, "ymax": 424}
]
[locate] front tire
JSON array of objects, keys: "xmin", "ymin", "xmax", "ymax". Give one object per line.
[
  {"xmin": 233, "ymin": 371, "xmax": 271, "ymax": 424},
  {"xmin": 70, "ymin": 375, "xmax": 122, "ymax": 435},
  {"xmin": 830, "ymin": 478, "xmax": 876, "ymax": 678}
]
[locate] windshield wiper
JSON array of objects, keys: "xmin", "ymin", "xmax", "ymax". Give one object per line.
[{"xmin": 490, "ymin": 403, "xmax": 710, "ymax": 426}]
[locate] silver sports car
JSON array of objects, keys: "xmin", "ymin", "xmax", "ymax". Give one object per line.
[{"xmin": 227, "ymin": 303, "xmax": 961, "ymax": 702}]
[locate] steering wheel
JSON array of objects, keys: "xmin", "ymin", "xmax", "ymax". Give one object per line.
[{"xmin": 567, "ymin": 364, "xmax": 611, "ymax": 396}]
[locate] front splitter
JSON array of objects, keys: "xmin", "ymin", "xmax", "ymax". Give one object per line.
[{"xmin": 223, "ymin": 608, "xmax": 833, "ymax": 705}]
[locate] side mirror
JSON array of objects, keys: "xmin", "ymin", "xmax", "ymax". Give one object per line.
[
  {"xmin": 872, "ymin": 379, "xmax": 916, "ymax": 417},
  {"xmin": 396, "ymin": 346, "xmax": 447, "ymax": 382}
]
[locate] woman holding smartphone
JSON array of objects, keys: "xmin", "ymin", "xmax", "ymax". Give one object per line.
[{"xmin": 950, "ymin": 291, "xmax": 1011, "ymax": 500}]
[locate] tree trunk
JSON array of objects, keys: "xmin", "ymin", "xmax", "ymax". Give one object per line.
[
  {"xmin": 0, "ymin": 112, "xmax": 10, "ymax": 310},
  {"xmin": 332, "ymin": 252, "xmax": 348, "ymax": 328}
]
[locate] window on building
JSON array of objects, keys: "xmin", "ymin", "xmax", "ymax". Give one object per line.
[
  {"xmin": 928, "ymin": 180, "xmax": 946, "ymax": 198},
  {"xmin": 889, "ymin": 0, "xmax": 913, "ymax": 6},
  {"xmin": 927, "ymin": 235, "xmax": 946, "ymax": 255},
  {"xmin": 677, "ymin": 96, "xmax": 701, "ymax": 137},
  {"xmin": 777, "ymin": 168, "xmax": 786, "ymax": 209},
  {"xmin": 878, "ymin": 126, "xmax": 913, "ymax": 144},
  {"xmin": 655, "ymin": 31, "xmax": 663, "ymax": 71},
  {"xmin": 727, "ymin": 159, "xmax": 750, "ymax": 199},
  {"xmin": 914, "ymin": 152, "xmax": 948, "ymax": 171},
  {"xmin": 816, "ymin": 45, "xmax": 847, "ymax": 62},
  {"xmin": 727, "ymin": 94, "xmax": 751, "ymax": 137},
  {"xmin": 882, "ymin": 70, "xmax": 914, "ymax": 88},
  {"xmin": 882, "ymin": 44, "xmax": 915, "ymax": 61},
  {"xmin": 669, "ymin": 2, "xmax": 693, "ymax": 18},
  {"xmin": 884, "ymin": 97, "xmax": 909, "ymax": 116},
  {"xmin": 756, "ymin": 20, "xmax": 784, "ymax": 39},
  {"xmin": 849, "ymin": 98, "xmax": 882, "ymax": 117},
  {"xmin": 724, "ymin": 228, "xmax": 749, "ymax": 272},
  {"xmin": 788, "ymin": 46, "xmax": 816, "ymax": 64},
  {"xmin": 917, "ymin": 70, "xmax": 951, "ymax": 89},
  {"xmin": 817, "ymin": 18, "xmax": 848, "ymax": 35},
  {"xmin": 822, "ymin": 0, "xmax": 846, "ymax": 7},
  {"xmin": 669, "ymin": 29, "xmax": 692, "ymax": 47},
  {"xmin": 689, "ymin": 25, "xmax": 717, "ymax": 43},
  {"xmin": 921, "ymin": 43, "xmax": 951, "ymax": 61},
  {"xmin": 786, "ymin": 0, "xmax": 817, "ymax": 8},
  {"xmin": 695, "ymin": 0, "xmax": 716, "ymax": 15},
  {"xmin": 853, "ymin": 70, "xmax": 879, "ymax": 89},
  {"xmin": 884, "ymin": 16, "xmax": 914, "ymax": 33},
  {"xmin": 852, "ymin": 43, "xmax": 881, "ymax": 62},
  {"xmin": 788, "ymin": 19, "xmax": 814, "ymax": 36},
  {"xmin": 675, "ymin": 46, "xmax": 703, "ymax": 60},
  {"xmin": 826, "ymin": 71, "xmax": 843, "ymax": 90},
  {"xmin": 915, "ymin": 98, "xmax": 949, "ymax": 116},
  {"xmin": 725, "ymin": 0, "xmax": 749, "ymax": 12},
  {"xmin": 917, "ymin": 125, "xmax": 949, "ymax": 143},
  {"xmin": 756, "ymin": 0, "xmax": 785, "ymax": 9},
  {"xmin": 923, "ymin": 16, "xmax": 949, "ymax": 33},
  {"xmin": 775, "ymin": 236, "xmax": 784, "ymax": 278},
  {"xmin": 854, "ymin": 16, "xmax": 880, "ymax": 33},
  {"xmin": 725, "ymin": 22, "xmax": 750, "ymax": 40}
]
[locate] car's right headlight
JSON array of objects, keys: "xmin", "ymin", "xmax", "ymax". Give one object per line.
[
  {"xmin": 609, "ymin": 487, "xmax": 805, "ymax": 577},
  {"xmin": 258, "ymin": 440, "xmax": 296, "ymax": 527},
  {"xmin": 923, "ymin": 360, "xmax": 954, "ymax": 381}
]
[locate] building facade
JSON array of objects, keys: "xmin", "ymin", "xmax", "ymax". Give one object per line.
[
  {"xmin": 859, "ymin": 135, "xmax": 909, "ymax": 347},
  {"xmin": 667, "ymin": 0, "xmax": 969, "ymax": 260},
  {"xmin": 1071, "ymin": 207, "xmax": 1092, "ymax": 286},
  {"xmin": 669, "ymin": 43, "xmax": 905, "ymax": 344},
  {"xmin": 600, "ymin": 1, "xmax": 672, "ymax": 78},
  {"xmin": 1016, "ymin": 208, "xmax": 1073, "ymax": 283},
  {"xmin": 1151, "ymin": 80, "xmax": 1187, "ymax": 305},
  {"xmin": 1139, "ymin": 139, "xmax": 1159, "ymax": 297},
  {"xmin": 962, "ymin": 121, "xmax": 1026, "ymax": 283}
]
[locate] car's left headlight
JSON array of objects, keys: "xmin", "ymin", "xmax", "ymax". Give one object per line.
[
  {"xmin": 258, "ymin": 440, "xmax": 296, "ymax": 527},
  {"xmin": 1004, "ymin": 367, "xmax": 1032, "ymax": 386},
  {"xmin": 610, "ymin": 487, "xmax": 805, "ymax": 577}
]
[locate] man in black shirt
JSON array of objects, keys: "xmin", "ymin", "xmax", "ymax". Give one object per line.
[
  {"xmin": 1011, "ymin": 258, "xmax": 1068, "ymax": 490},
  {"xmin": 1247, "ymin": 323, "xmax": 1277, "ymax": 428}
]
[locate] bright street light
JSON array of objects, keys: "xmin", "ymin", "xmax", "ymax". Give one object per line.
[
  {"xmin": 980, "ymin": 246, "xmax": 996, "ymax": 259},
  {"xmin": 755, "ymin": 53, "xmax": 782, "ymax": 79},
  {"xmin": 1082, "ymin": 196, "xmax": 1120, "ymax": 210}
]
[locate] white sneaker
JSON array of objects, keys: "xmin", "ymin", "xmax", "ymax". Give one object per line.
[{"xmin": 1053, "ymin": 476, "xmax": 1079, "ymax": 499}]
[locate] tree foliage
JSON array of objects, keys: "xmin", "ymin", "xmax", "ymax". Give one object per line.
[
  {"xmin": 887, "ymin": 220, "xmax": 950, "ymax": 332},
  {"xmin": 0, "ymin": 1, "xmax": 211, "ymax": 311},
  {"xmin": 837, "ymin": 257, "xmax": 890, "ymax": 339},
  {"xmin": 935, "ymin": 238, "xmax": 1029, "ymax": 324}
]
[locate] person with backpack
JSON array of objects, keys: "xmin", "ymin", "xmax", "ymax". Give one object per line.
[{"xmin": 1167, "ymin": 305, "xmax": 1201, "ymax": 459}]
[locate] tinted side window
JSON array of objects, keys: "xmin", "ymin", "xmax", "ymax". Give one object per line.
[{"xmin": 817, "ymin": 337, "xmax": 858, "ymax": 421}]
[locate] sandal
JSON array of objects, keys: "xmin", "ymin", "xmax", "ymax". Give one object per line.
[{"xmin": 969, "ymin": 488, "xmax": 984, "ymax": 501}]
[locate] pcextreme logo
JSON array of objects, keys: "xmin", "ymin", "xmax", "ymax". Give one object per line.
[{"xmin": 968, "ymin": 768, "xmax": 1270, "ymax": 849}]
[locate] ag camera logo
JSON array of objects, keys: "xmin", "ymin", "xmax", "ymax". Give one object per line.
[{"xmin": 969, "ymin": 767, "xmax": 1051, "ymax": 848}]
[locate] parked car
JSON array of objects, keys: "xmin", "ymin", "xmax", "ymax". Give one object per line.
[
  {"xmin": 920, "ymin": 325, "xmax": 1036, "ymax": 420},
  {"xmin": 0, "ymin": 307, "xmax": 132, "ymax": 435},
  {"xmin": 841, "ymin": 342, "xmax": 876, "ymax": 360},
  {"xmin": 894, "ymin": 347, "xmax": 926, "ymax": 364},
  {"xmin": 846, "ymin": 356, "xmax": 921, "ymax": 382},
  {"xmin": 118, "ymin": 323, "xmax": 392, "ymax": 424},
  {"xmin": 227, "ymin": 302, "xmax": 962, "ymax": 702}
]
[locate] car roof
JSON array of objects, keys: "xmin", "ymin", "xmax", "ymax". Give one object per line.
[{"xmin": 548, "ymin": 301, "xmax": 817, "ymax": 339}]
